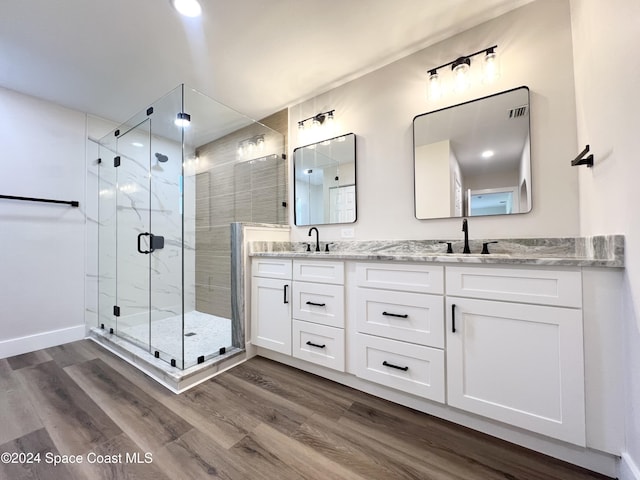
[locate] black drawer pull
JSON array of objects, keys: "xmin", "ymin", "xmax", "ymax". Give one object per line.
[
  {"xmin": 306, "ymin": 341, "xmax": 326, "ymax": 349},
  {"xmin": 382, "ymin": 360, "xmax": 409, "ymax": 372},
  {"xmin": 451, "ymin": 303, "xmax": 456, "ymax": 333},
  {"xmin": 382, "ymin": 311, "xmax": 408, "ymax": 318},
  {"xmin": 283, "ymin": 284, "xmax": 289, "ymax": 304},
  {"xmin": 305, "ymin": 301, "xmax": 326, "ymax": 307}
]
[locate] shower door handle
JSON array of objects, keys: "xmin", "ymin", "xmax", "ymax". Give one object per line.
[
  {"xmin": 138, "ymin": 232, "xmax": 164, "ymax": 254},
  {"xmin": 150, "ymin": 234, "xmax": 164, "ymax": 251},
  {"xmin": 137, "ymin": 232, "xmax": 151, "ymax": 254}
]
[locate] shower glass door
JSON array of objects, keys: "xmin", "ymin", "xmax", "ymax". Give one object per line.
[{"xmin": 115, "ymin": 120, "xmax": 152, "ymax": 351}]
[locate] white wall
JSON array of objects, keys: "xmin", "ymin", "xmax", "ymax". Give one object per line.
[
  {"xmin": 0, "ymin": 86, "xmax": 87, "ymax": 357},
  {"xmin": 570, "ymin": 1, "xmax": 640, "ymax": 478},
  {"xmin": 289, "ymin": 0, "xmax": 579, "ymax": 242},
  {"xmin": 415, "ymin": 140, "xmax": 451, "ymax": 218}
]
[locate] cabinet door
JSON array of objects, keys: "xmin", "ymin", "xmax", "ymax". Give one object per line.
[
  {"xmin": 446, "ymin": 297, "xmax": 585, "ymax": 446},
  {"xmin": 251, "ymin": 277, "xmax": 291, "ymax": 355}
]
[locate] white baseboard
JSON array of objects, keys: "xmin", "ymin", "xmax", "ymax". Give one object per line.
[
  {"xmin": 0, "ymin": 325, "xmax": 86, "ymax": 359},
  {"xmin": 620, "ymin": 452, "xmax": 640, "ymax": 480}
]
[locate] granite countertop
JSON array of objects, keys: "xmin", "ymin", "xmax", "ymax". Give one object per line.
[{"xmin": 248, "ymin": 235, "xmax": 624, "ymax": 268}]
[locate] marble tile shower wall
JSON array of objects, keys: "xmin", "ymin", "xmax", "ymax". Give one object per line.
[
  {"xmin": 194, "ymin": 109, "xmax": 288, "ymax": 318},
  {"xmin": 95, "ymin": 133, "xmax": 196, "ymax": 332}
]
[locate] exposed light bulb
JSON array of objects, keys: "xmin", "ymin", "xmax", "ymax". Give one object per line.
[
  {"xmin": 171, "ymin": 0, "xmax": 202, "ymax": 17},
  {"xmin": 428, "ymin": 70, "xmax": 441, "ymax": 100},
  {"xmin": 452, "ymin": 58, "xmax": 471, "ymax": 93},
  {"xmin": 483, "ymin": 48, "xmax": 499, "ymax": 83},
  {"xmin": 326, "ymin": 111, "xmax": 335, "ymax": 128}
]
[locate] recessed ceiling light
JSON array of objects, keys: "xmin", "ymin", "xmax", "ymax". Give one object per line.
[
  {"xmin": 171, "ymin": 0, "xmax": 202, "ymax": 17},
  {"xmin": 481, "ymin": 150, "xmax": 494, "ymax": 158}
]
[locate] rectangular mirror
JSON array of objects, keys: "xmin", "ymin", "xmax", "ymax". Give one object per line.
[
  {"xmin": 294, "ymin": 133, "xmax": 357, "ymax": 225},
  {"xmin": 413, "ymin": 86, "xmax": 531, "ymax": 219}
]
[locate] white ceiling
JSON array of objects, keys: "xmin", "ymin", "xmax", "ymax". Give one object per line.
[{"xmin": 0, "ymin": 0, "xmax": 532, "ymax": 125}]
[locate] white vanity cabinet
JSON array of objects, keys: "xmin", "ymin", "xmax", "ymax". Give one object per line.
[
  {"xmin": 251, "ymin": 257, "xmax": 346, "ymax": 370},
  {"xmin": 353, "ymin": 263, "xmax": 446, "ymax": 402},
  {"xmin": 292, "ymin": 259, "xmax": 345, "ymax": 371},
  {"xmin": 250, "ymin": 249, "xmax": 623, "ymax": 475},
  {"xmin": 445, "ymin": 266, "xmax": 586, "ymax": 446},
  {"xmin": 250, "ymin": 259, "xmax": 292, "ymax": 355}
]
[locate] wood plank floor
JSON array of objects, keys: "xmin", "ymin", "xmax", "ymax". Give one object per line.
[{"xmin": 0, "ymin": 340, "xmax": 612, "ymax": 480}]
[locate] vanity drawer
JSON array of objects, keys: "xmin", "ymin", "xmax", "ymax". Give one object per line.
[
  {"xmin": 356, "ymin": 288, "xmax": 444, "ymax": 348},
  {"xmin": 354, "ymin": 334, "xmax": 445, "ymax": 403},
  {"xmin": 293, "ymin": 259, "xmax": 344, "ymax": 285},
  {"xmin": 293, "ymin": 281, "xmax": 344, "ymax": 328},
  {"xmin": 252, "ymin": 258, "xmax": 292, "ymax": 279},
  {"xmin": 356, "ymin": 263, "xmax": 444, "ymax": 294},
  {"xmin": 446, "ymin": 266, "xmax": 582, "ymax": 308},
  {"xmin": 293, "ymin": 320, "xmax": 345, "ymax": 372}
]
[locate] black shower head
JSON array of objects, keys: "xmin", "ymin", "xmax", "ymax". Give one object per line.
[{"xmin": 155, "ymin": 153, "xmax": 169, "ymax": 163}]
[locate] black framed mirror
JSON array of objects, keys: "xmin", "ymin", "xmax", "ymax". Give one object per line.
[
  {"xmin": 294, "ymin": 133, "xmax": 356, "ymax": 226},
  {"xmin": 413, "ymin": 86, "xmax": 531, "ymax": 219}
]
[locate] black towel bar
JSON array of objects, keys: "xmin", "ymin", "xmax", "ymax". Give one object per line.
[{"xmin": 0, "ymin": 194, "xmax": 79, "ymax": 207}]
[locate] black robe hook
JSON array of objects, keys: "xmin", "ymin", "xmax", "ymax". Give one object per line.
[{"xmin": 571, "ymin": 145, "xmax": 594, "ymax": 167}]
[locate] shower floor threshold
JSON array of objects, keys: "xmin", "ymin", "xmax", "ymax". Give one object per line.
[{"xmin": 88, "ymin": 328, "xmax": 246, "ymax": 393}]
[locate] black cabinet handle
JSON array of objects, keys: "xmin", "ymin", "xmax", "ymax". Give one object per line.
[
  {"xmin": 452, "ymin": 303, "xmax": 456, "ymax": 333},
  {"xmin": 305, "ymin": 301, "xmax": 326, "ymax": 307},
  {"xmin": 306, "ymin": 341, "xmax": 326, "ymax": 349},
  {"xmin": 382, "ymin": 311, "xmax": 408, "ymax": 318},
  {"xmin": 283, "ymin": 284, "xmax": 289, "ymax": 304},
  {"xmin": 382, "ymin": 360, "xmax": 409, "ymax": 372}
]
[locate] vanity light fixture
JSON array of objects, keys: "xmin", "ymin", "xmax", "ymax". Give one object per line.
[
  {"xmin": 297, "ymin": 110, "xmax": 335, "ymax": 131},
  {"xmin": 427, "ymin": 45, "xmax": 498, "ymax": 100},
  {"xmin": 237, "ymin": 134, "xmax": 266, "ymax": 158},
  {"xmin": 175, "ymin": 112, "xmax": 191, "ymax": 127},
  {"xmin": 171, "ymin": 0, "xmax": 202, "ymax": 17}
]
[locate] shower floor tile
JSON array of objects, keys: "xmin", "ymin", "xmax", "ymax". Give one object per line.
[{"xmin": 118, "ymin": 310, "xmax": 231, "ymax": 366}]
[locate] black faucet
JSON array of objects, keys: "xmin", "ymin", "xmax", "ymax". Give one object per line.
[
  {"xmin": 308, "ymin": 227, "xmax": 320, "ymax": 252},
  {"xmin": 462, "ymin": 218, "xmax": 471, "ymax": 254}
]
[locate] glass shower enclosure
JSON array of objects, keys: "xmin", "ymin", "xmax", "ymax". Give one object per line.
[{"xmin": 96, "ymin": 84, "xmax": 285, "ymax": 370}]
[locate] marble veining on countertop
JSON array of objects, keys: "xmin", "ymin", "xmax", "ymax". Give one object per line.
[{"xmin": 249, "ymin": 235, "xmax": 624, "ymax": 268}]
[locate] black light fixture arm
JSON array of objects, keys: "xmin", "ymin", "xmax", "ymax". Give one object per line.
[{"xmin": 428, "ymin": 45, "xmax": 497, "ymax": 75}]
